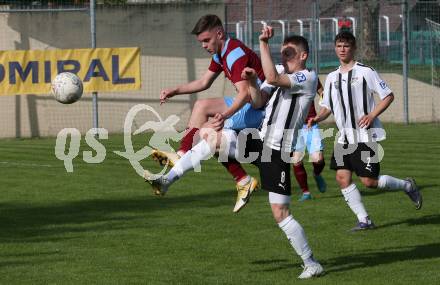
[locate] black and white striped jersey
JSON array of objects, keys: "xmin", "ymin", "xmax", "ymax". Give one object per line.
[
  {"xmin": 321, "ymin": 62, "xmax": 392, "ymax": 144},
  {"xmin": 259, "ymin": 65, "xmax": 317, "ymax": 152}
]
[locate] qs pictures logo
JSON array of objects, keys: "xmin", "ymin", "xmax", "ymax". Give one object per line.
[{"xmin": 55, "ymin": 104, "xmax": 184, "ymax": 177}]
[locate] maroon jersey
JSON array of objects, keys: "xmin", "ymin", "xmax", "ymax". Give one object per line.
[{"xmin": 208, "ymin": 38, "xmax": 265, "ymax": 84}]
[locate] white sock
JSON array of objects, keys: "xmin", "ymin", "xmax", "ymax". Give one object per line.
[
  {"xmin": 278, "ymin": 215, "xmax": 314, "ymax": 264},
  {"xmin": 164, "ymin": 169, "xmax": 180, "ymax": 185},
  {"xmin": 164, "ymin": 140, "xmax": 213, "ymax": 185},
  {"xmin": 237, "ymin": 175, "xmax": 251, "ymax": 186},
  {"xmin": 341, "ymin": 184, "xmax": 369, "ymax": 222},
  {"xmin": 378, "ymin": 175, "xmax": 410, "ymax": 192}
]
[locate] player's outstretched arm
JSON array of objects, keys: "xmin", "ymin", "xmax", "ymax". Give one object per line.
[
  {"xmin": 241, "ymin": 67, "xmax": 268, "ymax": 109},
  {"xmin": 259, "ymin": 26, "xmax": 291, "ymax": 89},
  {"xmin": 358, "ymin": 93, "xmax": 394, "ymax": 128},
  {"xmin": 159, "ymin": 70, "xmax": 220, "ymax": 104}
]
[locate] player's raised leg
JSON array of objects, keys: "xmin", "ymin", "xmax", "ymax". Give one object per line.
[
  {"xmin": 152, "ymin": 98, "xmax": 258, "ymax": 208},
  {"xmin": 151, "ymin": 97, "xmax": 228, "ymax": 165},
  {"xmin": 348, "ymin": 142, "xmax": 422, "ymax": 210},
  {"xmin": 145, "ymin": 137, "xmax": 216, "ymax": 196},
  {"xmin": 146, "ymin": 125, "xmax": 259, "ymax": 211},
  {"xmin": 361, "ymin": 175, "xmax": 422, "ymax": 210}
]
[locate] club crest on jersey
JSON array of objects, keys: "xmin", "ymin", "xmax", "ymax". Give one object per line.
[
  {"xmin": 351, "ymin": 76, "xmax": 359, "ymax": 84},
  {"xmin": 295, "ymin": 72, "xmax": 306, "ymax": 83},
  {"xmin": 334, "ymin": 80, "xmax": 339, "ymax": 89},
  {"xmin": 380, "ymin": 81, "xmax": 388, "ymax": 89}
]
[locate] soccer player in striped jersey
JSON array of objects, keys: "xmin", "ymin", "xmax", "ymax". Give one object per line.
[
  {"xmin": 145, "ymin": 25, "xmax": 324, "ymax": 279},
  {"xmin": 152, "ymin": 15, "xmax": 264, "ymax": 212},
  {"xmin": 309, "ymin": 32, "xmax": 422, "ymax": 231}
]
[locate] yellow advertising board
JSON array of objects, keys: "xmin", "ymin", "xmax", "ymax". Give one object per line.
[{"xmin": 0, "ymin": 47, "xmax": 141, "ymax": 95}]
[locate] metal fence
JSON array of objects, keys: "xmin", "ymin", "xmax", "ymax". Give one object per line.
[
  {"xmin": 426, "ymin": 17, "xmax": 440, "ymax": 87},
  {"xmin": 0, "ymin": 0, "xmax": 438, "ymax": 138},
  {"xmin": 225, "ymin": 0, "xmax": 440, "ymax": 124},
  {"xmin": 0, "ymin": 1, "xmax": 231, "ymax": 138}
]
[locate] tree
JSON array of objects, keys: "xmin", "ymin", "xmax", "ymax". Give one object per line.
[{"xmin": 359, "ymin": 0, "xmax": 380, "ymax": 61}]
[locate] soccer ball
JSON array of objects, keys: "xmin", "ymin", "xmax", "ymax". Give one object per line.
[{"xmin": 51, "ymin": 72, "xmax": 83, "ymax": 104}]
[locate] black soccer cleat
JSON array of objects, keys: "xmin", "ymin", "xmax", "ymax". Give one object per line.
[{"xmin": 404, "ymin": 178, "xmax": 422, "ymax": 210}]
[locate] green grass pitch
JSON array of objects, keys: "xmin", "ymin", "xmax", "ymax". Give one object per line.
[{"xmin": 0, "ymin": 123, "xmax": 439, "ymax": 284}]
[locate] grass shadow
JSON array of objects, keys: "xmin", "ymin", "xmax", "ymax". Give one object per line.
[
  {"xmin": 250, "ymin": 258, "xmax": 301, "ymax": 272},
  {"xmin": 376, "ymin": 214, "xmax": 440, "ymax": 229},
  {"xmin": 0, "ymin": 189, "xmax": 236, "ymax": 242},
  {"xmin": 325, "ymin": 243, "xmax": 440, "ymax": 273}
]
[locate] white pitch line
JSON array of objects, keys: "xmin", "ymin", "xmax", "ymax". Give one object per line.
[{"xmin": 0, "ymin": 161, "xmax": 55, "ymax": 168}]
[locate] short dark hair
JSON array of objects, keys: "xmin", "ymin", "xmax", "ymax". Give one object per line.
[
  {"xmin": 283, "ymin": 35, "xmax": 309, "ymax": 54},
  {"xmin": 334, "ymin": 31, "xmax": 356, "ymax": 47},
  {"xmin": 191, "ymin": 14, "xmax": 223, "ymax": 35}
]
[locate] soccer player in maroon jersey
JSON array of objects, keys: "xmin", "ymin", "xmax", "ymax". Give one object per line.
[
  {"xmin": 145, "ymin": 26, "xmax": 325, "ymax": 279},
  {"xmin": 152, "ymin": 14, "xmax": 265, "ymax": 212}
]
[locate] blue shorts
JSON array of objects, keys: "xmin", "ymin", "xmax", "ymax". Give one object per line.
[
  {"xmin": 294, "ymin": 124, "xmax": 324, "ymax": 154},
  {"xmin": 223, "ymin": 96, "xmax": 265, "ymax": 130}
]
